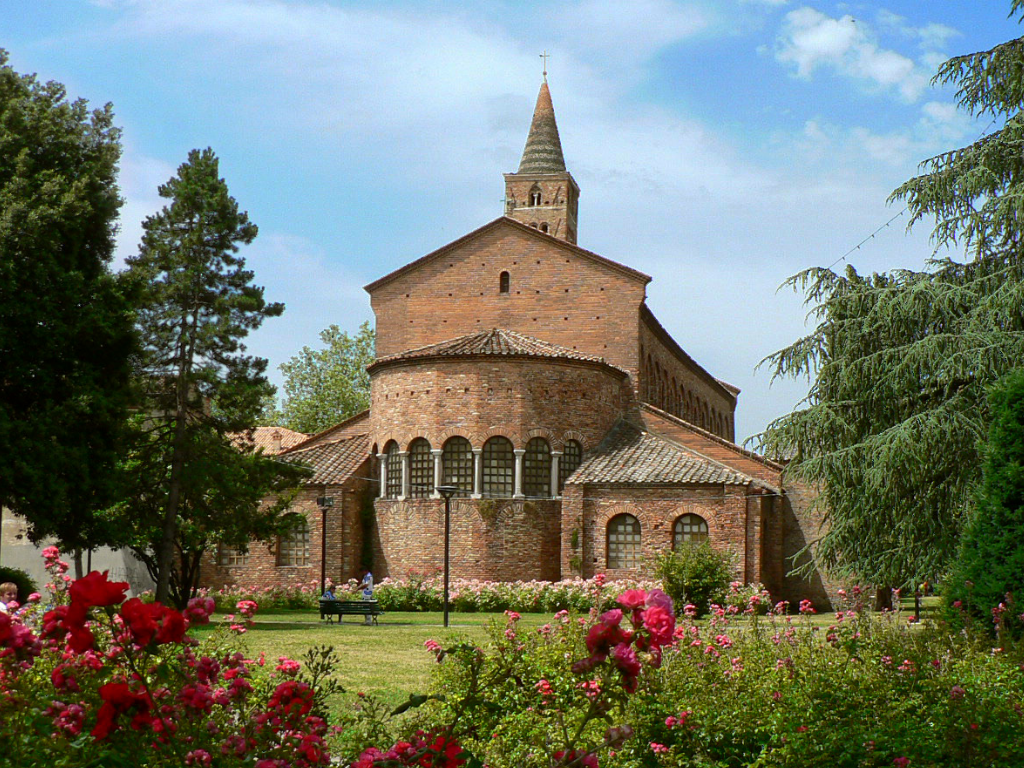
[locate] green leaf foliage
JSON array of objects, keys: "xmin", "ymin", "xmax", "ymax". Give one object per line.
[
  {"xmin": 757, "ymin": 10, "xmax": 1024, "ymax": 588},
  {"xmin": 946, "ymin": 369, "xmax": 1024, "ymax": 633},
  {"xmin": 0, "ymin": 50, "xmax": 135, "ymax": 551},
  {"xmin": 654, "ymin": 543, "xmax": 732, "ymax": 616},
  {"xmin": 116, "ymin": 148, "xmax": 309, "ymax": 606},
  {"xmin": 278, "ymin": 321, "xmax": 374, "ymax": 434}
]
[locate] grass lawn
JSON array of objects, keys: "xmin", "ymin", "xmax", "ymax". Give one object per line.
[
  {"xmin": 190, "ymin": 596, "xmax": 942, "ymax": 709},
  {"xmin": 193, "ymin": 610, "xmax": 551, "ymax": 707}
]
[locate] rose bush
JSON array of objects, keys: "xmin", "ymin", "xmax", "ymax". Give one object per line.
[
  {"xmin": 342, "ymin": 587, "xmax": 1024, "ymax": 768},
  {"xmin": 0, "ymin": 549, "xmax": 340, "ymax": 767}
]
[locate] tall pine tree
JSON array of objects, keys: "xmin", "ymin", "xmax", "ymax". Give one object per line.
[{"xmin": 119, "ymin": 148, "xmax": 306, "ymax": 606}]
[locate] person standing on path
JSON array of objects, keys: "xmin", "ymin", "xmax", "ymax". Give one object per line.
[{"xmin": 358, "ymin": 569, "xmax": 374, "ymax": 625}]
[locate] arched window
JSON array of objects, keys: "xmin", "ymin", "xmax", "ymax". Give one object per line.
[
  {"xmin": 523, "ymin": 437, "xmax": 551, "ymax": 497},
  {"xmin": 442, "ymin": 436, "xmax": 474, "ymax": 494},
  {"xmin": 482, "ymin": 436, "xmax": 514, "ymax": 497},
  {"xmin": 540, "ymin": 222, "xmax": 549, "ymax": 233},
  {"xmin": 607, "ymin": 514, "xmax": 641, "ymax": 569},
  {"xmin": 385, "ymin": 440, "xmax": 402, "ymax": 499},
  {"xmin": 499, "ymin": 271, "xmax": 510, "ymax": 294},
  {"xmin": 529, "ymin": 185, "xmax": 542, "ymax": 206},
  {"xmin": 674, "ymin": 513, "xmax": 709, "ymax": 549},
  {"xmin": 408, "ymin": 438, "xmax": 432, "ymax": 498},
  {"xmin": 559, "ymin": 439, "xmax": 582, "ymax": 491},
  {"xmin": 277, "ymin": 517, "xmax": 310, "ymax": 566}
]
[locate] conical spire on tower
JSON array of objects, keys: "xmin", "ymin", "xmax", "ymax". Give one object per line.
[
  {"xmin": 517, "ymin": 81, "xmax": 566, "ymax": 174},
  {"xmin": 504, "ymin": 77, "xmax": 580, "ymax": 244}
]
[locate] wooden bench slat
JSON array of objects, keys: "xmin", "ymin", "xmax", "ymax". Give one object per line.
[{"xmin": 318, "ymin": 600, "xmax": 384, "ymax": 625}]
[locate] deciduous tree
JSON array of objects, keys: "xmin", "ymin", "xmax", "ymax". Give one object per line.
[
  {"xmin": 0, "ymin": 50, "xmax": 134, "ymax": 552},
  {"xmin": 758, "ymin": 4, "xmax": 1024, "ymax": 592},
  {"xmin": 277, "ymin": 321, "xmax": 374, "ymax": 434}
]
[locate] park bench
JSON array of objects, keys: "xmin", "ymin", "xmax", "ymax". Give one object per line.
[{"xmin": 318, "ymin": 599, "xmax": 384, "ymax": 625}]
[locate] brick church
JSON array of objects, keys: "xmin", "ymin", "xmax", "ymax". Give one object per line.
[{"xmin": 204, "ymin": 79, "xmax": 827, "ymax": 605}]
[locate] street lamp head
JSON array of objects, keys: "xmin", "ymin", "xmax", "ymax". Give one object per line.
[
  {"xmin": 316, "ymin": 496, "xmax": 334, "ymax": 508},
  {"xmin": 435, "ymin": 485, "xmax": 459, "ymax": 500}
]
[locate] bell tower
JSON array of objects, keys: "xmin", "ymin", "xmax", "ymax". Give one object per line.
[{"xmin": 503, "ymin": 78, "xmax": 580, "ymax": 244}]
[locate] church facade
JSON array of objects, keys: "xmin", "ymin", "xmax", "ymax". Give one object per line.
[{"xmin": 202, "ymin": 80, "xmax": 828, "ymax": 606}]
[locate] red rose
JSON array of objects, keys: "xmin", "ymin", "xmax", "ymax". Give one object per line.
[
  {"xmin": 92, "ymin": 682, "xmax": 153, "ymax": 740},
  {"xmin": 120, "ymin": 598, "xmax": 187, "ymax": 647},
  {"xmin": 69, "ymin": 571, "xmax": 129, "ymax": 613}
]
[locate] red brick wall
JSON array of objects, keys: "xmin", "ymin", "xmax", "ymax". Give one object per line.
[
  {"xmin": 200, "ymin": 474, "xmax": 371, "ymax": 593},
  {"xmin": 639, "ymin": 318, "xmax": 735, "ymax": 439},
  {"xmin": 371, "ymin": 498, "xmax": 561, "ymax": 581},
  {"xmin": 369, "ymin": 357, "xmax": 630, "ymax": 452},
  {"xmin": 777, "ymin": 479, "xmax": 843, "ymax": 610},
  {"xmin": 369, "ymin": 223, "xmax": 648, "ymax": 378},
  {"xmin": 561, "ymin": 485, "xmax": 759, "ymax": 583},
  {"xmin": 504, "ymin": 174, "xmax": 579, "ymax": 243}
]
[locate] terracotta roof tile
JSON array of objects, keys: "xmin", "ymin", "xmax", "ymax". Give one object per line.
[
  {"xmin": 282, "ymin": 433, "xmax": 370, "ymax": 485},
  {"xmin": 233, "ymin": 426, "xmax": 309, "ymax": 455},
  {"xmin": 370, "ymin": 328, "xmax": 624, "ymax": 371},
  {"xmin": 568, "ymin": 420, "xmax": 753, "ymax": 486}
]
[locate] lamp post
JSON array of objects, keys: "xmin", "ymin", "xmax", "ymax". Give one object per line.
[
  {"xmin": 316, "ymin": 495, "xmax": 334, "ymax": 596},
  {"xmin": 435, "ymin": 485, "xmax": 459, "ymax": 628}
]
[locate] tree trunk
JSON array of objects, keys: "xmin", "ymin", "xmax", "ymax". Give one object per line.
[
  {"xmin": 874, "ymin": 585, "xmax": 894, "ymax": 611},
  {"xmin": 73, "ymin": 549, "xmax": 84, "ymax": 579}
]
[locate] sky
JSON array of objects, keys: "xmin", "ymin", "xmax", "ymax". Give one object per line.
[{"xmin": 3, "ymin": 0, "xmax": 1022, "ymax": 444}]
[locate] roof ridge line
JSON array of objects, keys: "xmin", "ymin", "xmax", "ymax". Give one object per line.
[{"xmin": 641, "ymin": 403, "xmax": 785, "ymax": 473}]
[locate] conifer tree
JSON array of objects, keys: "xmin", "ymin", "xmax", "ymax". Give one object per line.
[
  {"xmin": 758, "ymin": 3, "xmax": 1024, "ymax": 592},
  {"xmin": 119, "ymin": 148, "xmax": 307, "ymax": 606},
  {"xmin": 0, "ymin": 50, "xmax": 134, "ymax": 551},
  {"xmin": 946, "ymin": 369, "xmax": 1024, "ymax": 630}
]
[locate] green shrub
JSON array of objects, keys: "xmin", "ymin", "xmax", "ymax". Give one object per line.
[
  {"xmin": 655, "ymin": 543, "xmax": 732, "ymax": 616},
  {"xmin": 0, "ymin": 565, "xmax": 38, "ymax": 603}
]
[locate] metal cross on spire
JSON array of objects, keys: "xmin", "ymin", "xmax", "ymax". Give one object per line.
[{"xmin": 540, "ymin": 50, "xmax": 549, "ymax": 80}]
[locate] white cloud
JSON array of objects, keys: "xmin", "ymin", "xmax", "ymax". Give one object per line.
[
  {"xmin": 546, "ymin": 0, "xmax": 709, "ymax": 71},
  {"xmin": 776, "ymin": 7, "xmax": 929, "ymax": 101}
]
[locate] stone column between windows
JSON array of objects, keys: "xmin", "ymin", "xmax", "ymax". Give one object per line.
[
  {"xmin": 472, "ymin": 448, "xmax": 483, "ymax": 499},
  {"xmin": 431, "ymin": 449, "xmax": 443, "ymax": 498},
  {"xmin": 376, "ymin": 453, "xmax": 387, "ymax": 499},
  {"xmin": 550, "ymin": 451, "xmax": 562, "ymax": 499},
  {"xmin": 398, "ymin": 451, "xmax": 410, "ymax": 500},
  {"xmin": 513, "ymin": 448, "xmax": 526, "ymax": 500}
]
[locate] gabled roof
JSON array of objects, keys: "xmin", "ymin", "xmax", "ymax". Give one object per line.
[
  {"xmin": 567, "ymin": 419, "xmax": 756, "ymax": 487},
  {"xmin": 518, "ymin": 80, "xmax": 566, "ymax": 174},
  {"xmin": 232, "ymin": 426, "xmax": 309, "ymax": 454},
  {"xmin": 640, "ymin": 404, "xmax": 783, "ymax": 492},
  {"xmin": 281, "ymin": 433, "xmax": 370, "ymax": 486},
  {"xmin": 363, "ymin": 216, "xmax": 650, "ymax": 294},
  {"xmin": 368, "ymin": 327, "xmax": 627, "ymax": 373},
  {"xmin": 287, "ymin": 410, "xmax": 370, "ymax": 452}
]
